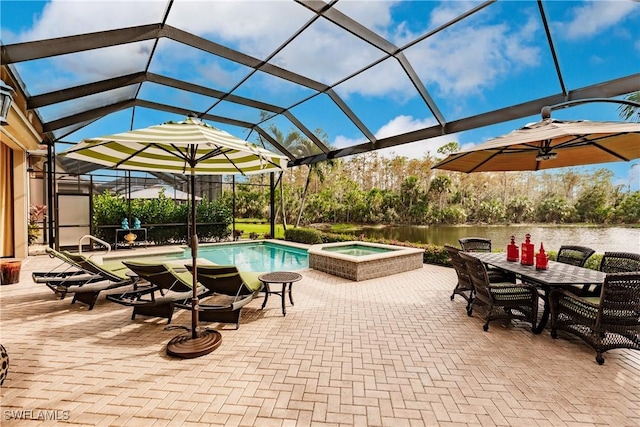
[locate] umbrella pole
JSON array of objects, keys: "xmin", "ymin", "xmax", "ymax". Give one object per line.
[
  {"xmin": 167, "ymin": 170, "xmax": 221, "ymax": 358},
  {"xmin": 190, "ymin": 171, "xmax": 198, "ymax": 339}
]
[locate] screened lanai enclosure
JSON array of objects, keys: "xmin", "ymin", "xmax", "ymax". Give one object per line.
[{"xmin": 1, "ymin": 0, "xmax": 638, "ymax": 249}]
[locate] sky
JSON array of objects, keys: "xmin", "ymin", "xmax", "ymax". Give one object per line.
[{"xmin": 1, "ymin": 0, "xmax": 639, "ymax": 190}]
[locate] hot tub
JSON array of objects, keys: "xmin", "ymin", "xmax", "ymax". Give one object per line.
[{"xmin": 308, "ymin": 241, "xmax": 424, "ymax": 281}]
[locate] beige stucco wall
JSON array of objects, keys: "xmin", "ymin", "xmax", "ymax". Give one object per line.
[{"xmin": 1, "ymin": 67, "xmax": 47, "ymax": 259}]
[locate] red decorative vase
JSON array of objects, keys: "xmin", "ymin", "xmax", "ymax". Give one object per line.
[
  {"xmin": 520, "ymin": 234, "xmax": 534, "ymax": 266},
  {"xmin": 536, "ymin": 242, "xmax": 549, "ymax": 270},
  {"xmin": 507, "ymin": 235, "xmax": 519, "ymax": 262}
]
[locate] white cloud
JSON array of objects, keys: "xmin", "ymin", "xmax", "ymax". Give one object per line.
[
  {"xmin": 400, "ymin": 11, "xmax": 541, "ymax": 97},
  {"xmin": 12, "ymin": 1, "xmax": 545, "ymax": 103},
  {"xmin": 333, "ymin": 114, "xmax": 460, "ymax": 159},
  {"xmin": 561, "ymin": 0, "xmax": 638, "ymax": 40},
  {"xmin": 19, "ymin": 0, "xmax": 166, "ymax": 41}
]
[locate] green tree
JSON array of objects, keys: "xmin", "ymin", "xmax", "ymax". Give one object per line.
[
  {"xmin": 574, "ymin": 169, "xmax": 619, "ymax": 223},
  {"xmin": 535, "ymin": 196, "xmax": 574, "ymax": 223},
  {"xmin": 506, "ymin": 196, "xmax": 534, "ymax": 223},
  {"xmin": 475, "ymin": 199, "xmax": 506, "ymax": 223},
  {"xmin": 428, "ymin": 174, "xmax": 452, "ymax": 210},
  {"xmin": 617, "ymin": 91, "xmax": 639, "ymax": 122},
  {"xmin": 613, "ymin": 191, "xmax": 640, "ymax": 223}
]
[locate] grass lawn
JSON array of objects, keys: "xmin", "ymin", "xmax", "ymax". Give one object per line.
[{"xmin": 233, "ymin": 219, "xmax": 286, "ymax": 239}]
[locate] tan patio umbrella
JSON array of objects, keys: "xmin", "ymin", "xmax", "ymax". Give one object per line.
[
  {"xmin": 433, "ymin": 117, "xmax": 640, "ymax": 173},
  {"xmin": 60, "ymin": 116, "xmax": 289, "ymax": 358}
]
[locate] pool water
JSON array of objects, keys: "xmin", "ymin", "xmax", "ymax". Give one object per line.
[
  {"xmin": 322, "ymin": 244, "xmax": 398, "ymax": 257},
  {"xmin": 184, "ymin": 242, "xmax": 308, "ymax": 272}
]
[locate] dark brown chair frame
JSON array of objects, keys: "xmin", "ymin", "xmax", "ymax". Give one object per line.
[
  {"xmin": 582, "ymin": 252, "xmax": 640, "ymax": 296},
  {"xmin": 550, "ymin": 271, "xmax": 640, "ymax": 365},
  {"xmin": 176, "ymin": 265, "xmax": 263, "ymax": 330},
  {"xmin": 556, "ymin": 245, "xmax": 595, "ymax": 267},
  {"xmin": 107, "ymin": 261, "xmax": 209, "ymax": 324},
  {"xmin": 458, "ymin": 237, "xmax": 515, "ymax": 283},
  {"xmin": 459, "ymin": 252, "xmax": 539, "ymax": 332},
  {"xmin": 445, "ymin": 245, "xmax": 474, "ymax": 314},
  {"xmin": 458, "ymin": 237, "xmax": 492, "ymax": 253}
]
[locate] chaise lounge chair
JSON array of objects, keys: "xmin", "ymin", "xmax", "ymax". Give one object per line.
[
  {"xmin": 32, "ymin": 247, "xmax": 101, "ymax": 284},
  {"xmin": 45, "ymin": 252, "xmax": 134, "ymax": 310},
  {"xmin": 175, "ymin": 265, "xmax": 263, "ymax": 330},
  {"xmin": 106, "ymin": 261, "xmax": 210, "ymax": 324}
]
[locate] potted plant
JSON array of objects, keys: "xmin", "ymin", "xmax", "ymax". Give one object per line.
[{"xmin": 28, "ymin": 204, "xmax": 47, "ymax": 245}]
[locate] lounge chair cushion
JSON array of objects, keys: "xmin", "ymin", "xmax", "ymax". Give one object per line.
[{"xmin": 239, "ymin": 271, "xmax": 263, "ymax": 292}]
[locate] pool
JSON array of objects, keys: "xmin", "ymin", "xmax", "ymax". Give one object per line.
[
  {"xmin": 322, "ymin": 244, "xmax": 397, "ymax": 257},
  {"xmin": 186, "ymin": 241, "xmax": 308, "ymax": 272},
  {"xmin": 308, "ymin": 241, "xmax": 424, "ymax": 281},
  {"xmin": 102, "ymin": 241, "xmax": 309, "ymax": 272}
]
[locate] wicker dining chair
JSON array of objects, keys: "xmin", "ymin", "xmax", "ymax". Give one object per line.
[
  {"xmin": 445, "ymin": 245, "xmax": 474, "ymax": 314},
  {"xmin": 556, "ymin": 245, "xmax": 595, "ymax": 267},
  {"xmin": 459, "ymin": 252, "xmax": 539, "ymax": 332},
  {"xmin": 549, "ymin": 271, "xmax": 640, "ymax": 365},
  {"xmin": 556, "ymin": 245, "xmax": 596, "ymax": 295},
  {"xmin": 581, "ymin": 252, "xmax": 640, "ymax": 296},
  {"xmin": 459, "ymin": 237, "xmax": 515, "ymax": 283},
  {"xmin": 458, "ymin": 237, "xmax": 492, "ymax": 253}
]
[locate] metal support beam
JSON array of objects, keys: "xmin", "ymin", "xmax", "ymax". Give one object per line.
[
  {"xmin": 270, "ymin": 172, "xmax": 275, "ymax": 239},
  {"xmin": 291, "ymin": 74, "xmax": 640, "ymax": 166},
  {"xmin": 46, "ymin": 142, "xmax": 55, "ymax": 249}
]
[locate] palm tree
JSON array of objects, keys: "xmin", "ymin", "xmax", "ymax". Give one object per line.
[
  {"xmin": 618, "ymin": 91, "xmax": 639, "ymax": 122},
  {"xmin": 257, "ymin": 113, "xmax": 304, "ymax": 231},
  {"xmin": 293, "ymin": 130, "xmax": 333, "ymax": 228}
]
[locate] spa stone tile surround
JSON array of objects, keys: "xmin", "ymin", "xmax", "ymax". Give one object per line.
[{"xmin": 308, "ymin": 242, "xmax": 424, "ymax": 281}]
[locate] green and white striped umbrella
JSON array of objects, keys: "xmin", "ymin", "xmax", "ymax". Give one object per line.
[
  {"xmin": 60, "ymin": 116, "xmax": 289, "ymax": 175},
  {"xmin": 59, "ymin": 116, "xmax": 289, "ymax": 358}
]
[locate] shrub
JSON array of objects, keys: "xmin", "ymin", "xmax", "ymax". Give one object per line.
[
  {"xmin": 283, "ymin": 228, "xmax": 451, "ymax": 266},
  {"xmin": 93, "ymin": 191, "xmax": 232, "ymax": 245},
  {"xmin": 321, "ymin": 232, "xmax": 357, "ymax": 243},
  {"xmin": 547, "ymin": 250, "xmax": 602, "ymax": 271},
  {"xmin": 284, "ymin": 228, "xmax": 323, "ymax": 244}
]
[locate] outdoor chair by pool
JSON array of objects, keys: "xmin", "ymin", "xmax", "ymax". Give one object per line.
[
  {"xmin": 32, "ymin": 247, "xmax": 101, "ymax": 284},
  {"xmin": 579, "ymin": 252, "xmax": 640, "ymax": 297},
  {"xmin": 445, "ymin": 245, "xmax": 474, "ymax": 314},
  {"xmin": 459, "ymin": 252, "xmax": 539, "ymax": 332},
  {"xmin": 107, "ymin": 261, "xmax": 209, "ymax": 324},
  {"xmin": 556, "ymin": 245, "xmax": 595, "ymax": 267},
  {"xmin": 46, "ymin": 252, "xmax": 133, "ymax": 309},
  {"xmin": 458, "ymin": 237, "xmax": 515, "ymax": 283},
  {"xmin": 549, "ymin": 271, "xmax": 640, "ymax": 365},
  {"xmin": 459, "ymin": 237, "xmax": 492, "ymax": 253},
  {"xmin": 555, "ymin": 245, "xmax": 595, "ymax": 295},
  {"xmin": 176, "ymin": 265, "xmax": 263, "ymax": 330}
]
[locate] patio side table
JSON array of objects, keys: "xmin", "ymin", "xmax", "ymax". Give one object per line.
[{"xmin": 258, "ymin": 271, "xmax": 302, "ymax": 316}]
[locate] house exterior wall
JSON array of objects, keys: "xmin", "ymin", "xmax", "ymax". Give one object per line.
[{"xmin": 0, "ymin": 67, "xmax": 47, "ymax": 259}]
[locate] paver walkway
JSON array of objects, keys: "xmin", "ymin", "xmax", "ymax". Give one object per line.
[{"xmin": 1, "ymin": 251, "xmax": 638, "ymax": 426}]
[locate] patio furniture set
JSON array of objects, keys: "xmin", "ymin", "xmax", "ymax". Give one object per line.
[
  {"xmin": 33, "ymin": 248, "xmax": 293, "ymax": 330},
  {"xmin": 448, "ymin": 237, "xmax": 640, "ymax": 365}
]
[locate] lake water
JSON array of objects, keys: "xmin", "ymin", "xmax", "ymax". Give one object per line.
[{"xmin": 354, "ymin": 224, "xmax": 640, "ymax": 254}]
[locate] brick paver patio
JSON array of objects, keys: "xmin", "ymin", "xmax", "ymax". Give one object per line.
[{"xmin": 1, "ymin": 251, "xmax": 638, "ymax": 426}]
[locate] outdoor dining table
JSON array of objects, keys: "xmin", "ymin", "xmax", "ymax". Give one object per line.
[{"xmin": 465, "ymin": 252, "xmax": 606, "ymax": 334}]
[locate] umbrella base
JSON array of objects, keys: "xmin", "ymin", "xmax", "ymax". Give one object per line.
[{"xmin": 166, "ymin": 330, "xmax": 222, "ymax": 358}]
